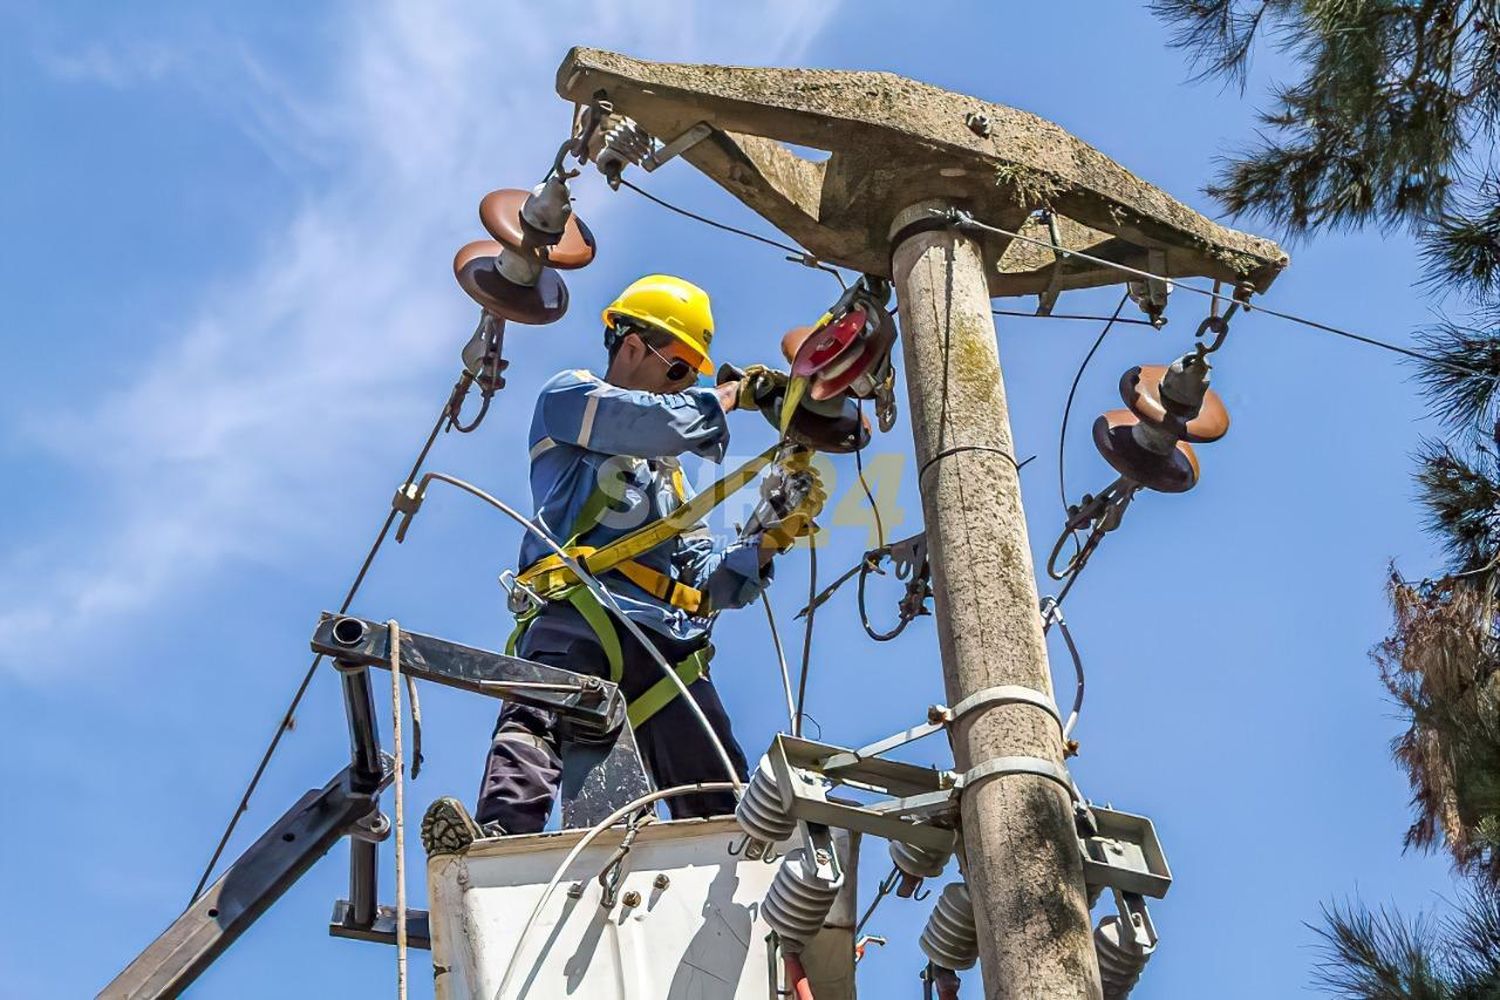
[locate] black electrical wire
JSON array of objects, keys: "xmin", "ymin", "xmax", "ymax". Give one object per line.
[
  {"xmin": 619, "ymin": 178, "xmax": 806, "ymax": 257},
  {"xmin": 992, "ymin": 307, "xmax": 1156, "ymax": 327},
  {"xmin": 793, "ymin": 541, "xmax": 818, "ymax": 737},
  {"xmin": 187, "ymin": 382, "xmax": 460, "ymax": 905},
  {"xmin": 853, "ymin": 400, "xmax": 886, "ymax": 550},
  {"xmin": 1058, "ymin": 292, "xmax": 1130, "ymax": 518}
]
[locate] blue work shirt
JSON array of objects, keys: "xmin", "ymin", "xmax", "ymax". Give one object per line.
[{"xmin": 518, "ymin": 369, "xmax": 773, "ymax": 644}]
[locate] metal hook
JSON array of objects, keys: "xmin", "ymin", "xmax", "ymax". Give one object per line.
[
  {"xmin": 913, "ymin": 881, "xmax": 933, "ymax": 902},
  {"xmin": 727, "ymin": 833, "xmax": 750, "ymax": 857}
]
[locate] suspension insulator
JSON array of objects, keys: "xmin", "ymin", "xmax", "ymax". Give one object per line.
[
  {"xmin": 1092, "ymin": 350, "xmax": 1230, "ymax": 494},
  {"xmin": 453, "ymin": 240, "xmax": 569, "ymax": 326},
  {"xmin": 889, "ymin": 838, "xmax": 951, "ymax": 882},
  {"xmin": 762, "ymin": 848, "xmax": 844, "ymax": 953},
  {"xmin": 735, "ymin": 756, "xmax": 797, "ymax": 847},
  {"xmin": 1095, "ymin": 915, "xmax": 1155, "ymax": 999},
  {"xmin": 1092, "ymin": 410, "xmax": 1200, "ymax": 493},
  {"xmin": 919, "ymin": 882, "xmax": 978, "ymax": 971},
  {"xmin": 588, "ymin": 114, "xmax": 655, "ymax": 181}
]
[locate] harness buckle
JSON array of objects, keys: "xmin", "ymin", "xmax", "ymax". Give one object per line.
[{"xmin": 499, "ymin": 569, "xmax": 545, "ymax": 616}]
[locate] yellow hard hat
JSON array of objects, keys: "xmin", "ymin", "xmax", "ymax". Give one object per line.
[{"xmin": 601, "ymin": 274, "xmax": 715, "ymax": 375}]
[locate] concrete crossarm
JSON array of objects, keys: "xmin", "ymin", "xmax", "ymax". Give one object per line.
[{"xmin": 556, "ymin": 47, "xmax": 1287, "ymax": 297}]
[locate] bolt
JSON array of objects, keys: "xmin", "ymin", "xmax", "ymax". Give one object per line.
[
  {"xmin": 815, "ymin": 850, "xmax": 831, "ymax": 866},
  {"xmin": 965, "ymin": 111, "xmax": 992, "ymax": 137},
  {"xmin": 622, "ymin": 890, "xmax": 642, "ymax": 908},
  {"xmin": 927, "ymin": 705, "xmax": 945, "ymax": 725},
  {"xmin": 566, "ymin": 881, "xmax": 584, "ymax": 899},
  {"xmin": 653, "ymin": 874, "xmax": 670, "ymax": 891}
]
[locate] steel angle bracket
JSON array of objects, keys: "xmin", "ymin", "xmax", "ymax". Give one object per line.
[
  {"xmin": 310, "ymin": 612, "xmax": 625, "ymax": 733},
  {"xmin": 765, "ymin": 734, "xmax": 956, "ymax": 853},
  {"xmin": 1080, "ymin": 805, "xmax": 1172, "ymax": 899}
]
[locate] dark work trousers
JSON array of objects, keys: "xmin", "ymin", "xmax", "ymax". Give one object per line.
[{"xmin": 476, "ymin": 603, "xmax": 750, "ymax": 834}]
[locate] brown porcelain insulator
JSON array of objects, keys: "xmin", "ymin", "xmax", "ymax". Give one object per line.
[
  {"xmin": 1119, "ymin": 364, "xmax": 1230, "ymax": 443},
  {"xmin": 453, "ymin": 239, "xmax": 569, "ymax": 325},
  {"xmin": 478, "ymin": 189, "xmax": 597, "ymax": 269},
  {"xmin": 1092, "ymin": 409, "xmax": 1200, "ymax": 493}
]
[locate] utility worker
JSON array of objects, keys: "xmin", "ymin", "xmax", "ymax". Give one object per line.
[{"xmin": 452, "ymin": 274, "xmax": 816, "ymax": 837}]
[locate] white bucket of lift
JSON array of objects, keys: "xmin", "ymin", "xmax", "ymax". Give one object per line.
[{"xmin": 427, "ymin": 816, "xmax": 857, "ymax": 1000}]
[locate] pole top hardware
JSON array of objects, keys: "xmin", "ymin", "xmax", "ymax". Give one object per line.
[{"xmin": 555, "ymin": 47, "xmax": 1287, "ymax": 299}]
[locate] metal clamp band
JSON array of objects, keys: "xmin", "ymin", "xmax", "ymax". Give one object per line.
[
  {"xmin": 939, "ymin": 684, "xmax": 1064, "ymax": 735},
  {"xmin": 958, "ymin": 755, "xmax": 1077, "ymax": 801}
]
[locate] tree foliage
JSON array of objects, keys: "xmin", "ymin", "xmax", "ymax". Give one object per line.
[
  {"xmin": 1312, "ymin": 884, "xmax": 1500, "ymax": 998},
  {"xmin": 1156, "ymin": 0, "xmax": 1500, "ymax": 885}
]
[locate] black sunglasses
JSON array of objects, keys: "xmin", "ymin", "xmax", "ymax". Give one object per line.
[{"xmin": 641, "ymin": 339, "xmax": 695, "ymax": 382}]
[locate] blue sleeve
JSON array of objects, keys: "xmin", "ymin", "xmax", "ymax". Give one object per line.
[
  {"xmin": 674, "ymin": 528, "xmax": 774, "ymax": 611},
  {"xmin": 538, "ymin": 371, "xmax": 730, "ymax": 461}
]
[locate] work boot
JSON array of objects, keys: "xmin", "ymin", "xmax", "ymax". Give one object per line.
[{"xmin": 421, "ymin": 797, "xmax": 505, "ymax": 857}]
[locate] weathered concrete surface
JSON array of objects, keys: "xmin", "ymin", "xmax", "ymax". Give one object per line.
[
  {"xmin": 893, "ymin": 203, "xmax": 1102, "ymax": 999},
  {"xmin": 556, "ymin": 47, "xmax": 1287, "ymax": 298}
]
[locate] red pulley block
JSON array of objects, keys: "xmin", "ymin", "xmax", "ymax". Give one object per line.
[
  {"xmin": 453, "ymin": 239, "xmax": 569, "ymax": 325},
  {"xmin": 783, "ymin": 307, "xmax": 897, "ymax": 401}
]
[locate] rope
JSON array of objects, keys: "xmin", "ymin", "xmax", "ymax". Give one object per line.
[
  {"xmin": 949, "ymin": 209, "xmax": 1489, "ymax": 376},
  {"xmin": 387, "ymin": 620, "xmax": 408, "ymax": 1000},
  {"xmin": 188, "ymin": 386, "xmax": 458, "ymax": 905}
]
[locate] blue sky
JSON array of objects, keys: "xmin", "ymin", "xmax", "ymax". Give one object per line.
[{"xmin": 0, "ymin": 2, "xmax": 1466, "ymax": 997}]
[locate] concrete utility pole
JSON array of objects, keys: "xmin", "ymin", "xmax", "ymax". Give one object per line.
[
  {"xmin": 554, "ymin": 48, "xmax": 1286, "ymax": 999},
  {"xmin": 890, "ymin": 201, "xmax": 1100, "ymax": 995}
]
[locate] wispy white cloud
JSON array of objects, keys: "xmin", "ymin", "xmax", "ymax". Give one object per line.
[{"xmin": 2, "ymin": 0, "xmax": 839, "ymax": 678}]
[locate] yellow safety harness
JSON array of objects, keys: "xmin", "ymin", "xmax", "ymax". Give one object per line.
[{"xmin": 506, "ymin": 444, "xmax": 780, "ymax": 729}]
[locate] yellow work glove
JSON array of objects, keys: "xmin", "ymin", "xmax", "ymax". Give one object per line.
[
  {"xmin": 759, "ymin": 455, "xmax": 827, "ymax": 553},
  {"xmin": 736, "ymin": 364, "xmax": 789, "ymax": 412}
]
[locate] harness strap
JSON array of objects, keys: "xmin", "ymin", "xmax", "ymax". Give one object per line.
[
  {"xmin": 517, "ymin": 444, "xmax": 779, "ymax": 596},
  {"xmin": 627, "ymin": 645, "xmax": 712, "ymax": 729}
]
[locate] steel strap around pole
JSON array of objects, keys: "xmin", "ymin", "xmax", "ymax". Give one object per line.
[{"xmin": 958, "ymin": 756, "xmax": 1076, "ymax": 800}]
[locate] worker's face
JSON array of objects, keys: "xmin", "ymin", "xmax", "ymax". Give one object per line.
[{"xmin": 614, "ymin": 331, "xmax": 701, "ymax": 393}]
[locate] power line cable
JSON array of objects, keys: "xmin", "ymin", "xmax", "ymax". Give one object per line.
[
  {"xmin": 992, "ymin": 307, "xmax": 1156, "ymax": 327},
  {"xmin": 949, "ymin": 210, "xmax": 1488, "ymax": 376},
  {"xmin": 187, "ymin": 389, "xmax": 457, "ymax": 904}
]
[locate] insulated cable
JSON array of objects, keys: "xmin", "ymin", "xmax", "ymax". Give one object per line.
[
  {"xmin": 760, "ymin": 591, "xmax": 798, "ymax": 732},
  {"xmin": 493, "ymin": 781, "xmax": 738, "ymax": 999},
  {"xmin": 1058, "ymin": 292, "xmax": 1130, "ymax": 518},
  {"xmin": 792, "ymin": 540, "xmax": 819, "ymax": 738},
  {"xmin": 410, "ymin": 472, "xmax": 744, "ymax": 791}
]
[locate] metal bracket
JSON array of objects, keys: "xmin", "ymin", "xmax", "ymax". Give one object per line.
[
  {"xmin": 763, "ymin": 734, "xmax": 957, "ymax": 852},
  {"xmin": 328, "ymin": 901, "xmax": 431, "ymax": 951},
  {"xmin": 311, "ymin": 613, "xmax": 625, "ymax": 733},
  {"xmin": 822, "ymin": 683, "xmax": 1064, "ymax": 772},
  {"xmin": 641, "ymin": 121, "xmax": 713, "ymax": 171}
]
